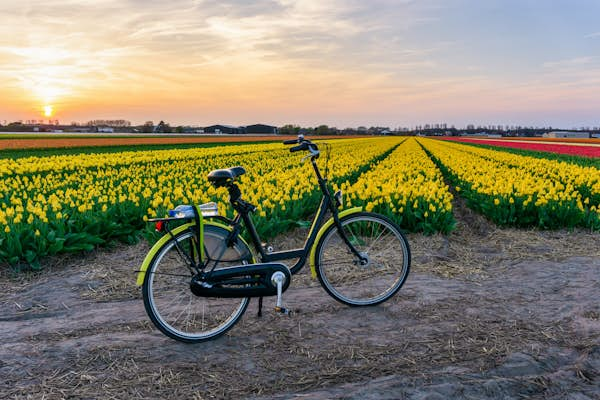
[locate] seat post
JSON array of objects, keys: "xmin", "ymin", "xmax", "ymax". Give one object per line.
[{"xmin": 227, "ymin": 182, "xmax": 242, "ymax": 203}]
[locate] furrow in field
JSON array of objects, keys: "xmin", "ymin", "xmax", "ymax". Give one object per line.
[{"xmin": 340, "ymin": 138, "xmax": 455, "ymax": 234}]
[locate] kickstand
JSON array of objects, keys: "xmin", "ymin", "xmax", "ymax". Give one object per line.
[{"xmin": 257, "ymin": 296, "xmax": 263, "ymax": 317}]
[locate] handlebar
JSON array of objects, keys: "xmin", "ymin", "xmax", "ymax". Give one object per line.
[
  {"xmin": 290, "ymin": 142, "xmax": 308, "ymax": 152},
  {"xmin": 283, "ymin": 134, "xmax": 319, "ymax": 158}
]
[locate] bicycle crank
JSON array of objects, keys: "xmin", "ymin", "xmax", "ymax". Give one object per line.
[
  {"xmin": 271, "ymin": 271, "xmax": 291, "ymax": 315},
  {"xmin": 190, "ymin": 263, "xmax": 291, "ymax": 298}
]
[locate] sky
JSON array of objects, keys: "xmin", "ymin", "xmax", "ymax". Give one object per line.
[{"xmin": 0, "ymin": 0, "xmax": 599, "ymax": 129}]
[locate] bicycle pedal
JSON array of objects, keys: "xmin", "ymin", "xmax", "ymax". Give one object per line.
[{"xmin": 274, "ymin": 306, "xmax": 293, "ymax": 316}]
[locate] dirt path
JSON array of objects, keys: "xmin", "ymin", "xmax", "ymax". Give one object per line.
[{"xmin": 1, "ymin": 204, "xmax": 599, "ymax": 399}]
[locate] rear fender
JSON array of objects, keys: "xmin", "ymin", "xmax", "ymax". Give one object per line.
[{"xmin": 135, "ymin": 221, "xmax": 254, "ymax": 286}]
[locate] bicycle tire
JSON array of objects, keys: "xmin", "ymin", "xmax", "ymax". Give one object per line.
[
  {"xmin": 315, "ymin": 212, "xmax": 410, "ymax": 306},
  {"xmin": 142, "ymin": 225, "xmax": 252, "ymax": 343}
]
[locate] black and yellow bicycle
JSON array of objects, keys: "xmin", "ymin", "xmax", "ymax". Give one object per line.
[{"xmin": 136, "ymin": 135, "xmax": 410, "ymax": 343}]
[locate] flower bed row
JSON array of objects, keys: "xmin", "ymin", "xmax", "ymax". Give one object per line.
[
  {"xmin": 445, "ymin": 141, "xmax": 600, "ymax": 210},
  {"xmin": 440, "ymin": 137, "xmax": 600, "ymax": 158},
  {"xmin": 339, "ymin": 138, "xmax": 455, "ymax": 234},
  {"xmin": 419, "ymin": 138, "xmax": 600, "ymax": 229}
]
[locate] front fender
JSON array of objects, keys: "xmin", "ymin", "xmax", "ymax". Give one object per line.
[{"xmin": 308, "ymin": 206, "xmax": 363, "ymax": 278}]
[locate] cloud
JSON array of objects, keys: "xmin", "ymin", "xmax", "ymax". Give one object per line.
[
  {"xmin": 542, "ymin": 56, "xmax": 596, "ymax": 69},
  {"xmin": 10, "ymin": 0, "xmax": 599, "ymax": 127},
  {"xmin": 584, "ymin": 32, "xmax": 600, "ymax": 39}
]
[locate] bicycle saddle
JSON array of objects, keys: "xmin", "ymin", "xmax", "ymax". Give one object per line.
[{"xmin": 207, "ymin": 166, "xmax": 246, "ymax": 187}]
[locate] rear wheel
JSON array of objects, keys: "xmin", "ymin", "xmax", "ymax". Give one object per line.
[
  {"xmin": 315, "ymin": 212, "xmax": 410, "ymax": 306},
  {"xmin": 142, "ymin": 225, "xmax": 253, "ymax": 342}
]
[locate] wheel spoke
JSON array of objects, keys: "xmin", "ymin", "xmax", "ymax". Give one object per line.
[
  {"xmin": 142, "ymin": 228, "xmax": 250, "ymax": 342},
  {"xmin": 316, "ymin": 214, "xmax": 410, "ymax": 306}
]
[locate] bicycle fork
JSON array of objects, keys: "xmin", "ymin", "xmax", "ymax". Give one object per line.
[{"xmin": 331, "ymin": 210, "xmax": 369, "ymax": 266}]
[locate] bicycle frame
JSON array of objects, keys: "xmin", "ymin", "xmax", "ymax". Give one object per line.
[{"xmin": 222, "ymin": 156, "xmax": 364, "ymax": 276}]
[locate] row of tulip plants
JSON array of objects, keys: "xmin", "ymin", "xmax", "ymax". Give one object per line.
[{"xmin": 419, "ymin": 138, "xmax": 600, "ymax": 229}]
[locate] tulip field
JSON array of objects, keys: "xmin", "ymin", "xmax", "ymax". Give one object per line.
[
  {"xmin": 1, "ymin": 137, "xmax": 599, "ymax": 269},
  {"xmin": 418, "ymin": 138, "xmax": 600, "ymax": 228},
  {"xmin": 440, "ymin": 137, "xmax": 600, "ymax": 158}
]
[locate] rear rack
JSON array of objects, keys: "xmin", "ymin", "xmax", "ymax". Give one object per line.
[{"xmin": 147, "ymin": 214, "xmax": 234, "ymax": 225}]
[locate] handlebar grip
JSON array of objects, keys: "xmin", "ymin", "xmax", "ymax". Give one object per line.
[
  {"xmin": 290, "ymin": 142, "xmax": 308, "ymax": 152},
  {"xmin": 283, "ymin": 139, "xmax": 297, "ymax": 145}
]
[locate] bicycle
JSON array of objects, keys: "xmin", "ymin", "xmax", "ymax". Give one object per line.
[{"xmin": 136, "ymin": 135, "xmax": 411, "ymax": 343}]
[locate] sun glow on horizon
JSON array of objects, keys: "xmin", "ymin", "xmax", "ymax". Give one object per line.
[{"xmin": 43, "ymin": 105, "xmax": 53, "ymax": 117}]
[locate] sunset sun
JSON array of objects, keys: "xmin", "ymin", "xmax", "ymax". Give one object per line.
[{"xmin": 43, "ymin": 105, "xmax": 53, "ymax": 117}]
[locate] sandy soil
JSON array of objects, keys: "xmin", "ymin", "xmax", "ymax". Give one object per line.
[{"xmin": 1, "ymin": 202, "xmax": 599, "ymax": 399}]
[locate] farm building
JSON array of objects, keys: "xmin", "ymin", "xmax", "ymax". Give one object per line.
[
  {"xmin": 544, "ymin": 131, "xmax": 590, "ymax": 139},
  {"xmin": 245, "ymin": 124, "xmax": 277, "ymax": 134},
  {"xmin": 203, "ymin": 125, "xmax": 246, "ymax": 134}
]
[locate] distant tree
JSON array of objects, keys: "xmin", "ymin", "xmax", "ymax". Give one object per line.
[
  {"xmin": 316, "ymin": 125, "xmax": 329, "ymax": 135},
  {"xmin": 86, "ymin": 119, "xmax": 131, "ymax": 127},
  {"xmin": 279, "ymin": 124, "xmax": 301, "ymax": 135},
  {"xmin": 152, "ymin": 121, "xmax": 173, "ymax": 133},
  {"xmin": 154, "ymin": 121, "xmax": 165, "ymax": 133},
  {"xmin": 175, "ymin": 126, "xmax": 184, "ymax": 133},
  {"xmin": 142, "ymin": 121, "xmax": 154, "ymax": 133}
]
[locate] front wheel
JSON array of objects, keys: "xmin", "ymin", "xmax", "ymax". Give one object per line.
[
  {"xmin": 315, "ymin": 212, "xmax": 410, "ymax": 306},
  {"xmin": 142, "ymin": 225, "xmax": 252, "ymax": 343}
]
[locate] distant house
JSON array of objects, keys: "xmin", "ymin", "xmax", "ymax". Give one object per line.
[
  {"xmin": 245, "ymin": 124, "xmax": 277, "ymax": 134},
  {"xmin": 182, "ymin": 127, "xmax": 204, "ymax": 134},
  {"xmin": 203, "ymin": 125, "xmax": 246, "ymax": 134},
  {"xmin": 97, "ymin": 127, "xmax": 114, "ymax": 133},
  {"xmin": 70, "ymin": 127, "xmax": 93, "ymax": 133},
  {"xmin": 544, "ymin": 131, "xmax": 590, "ymax": 139}
]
